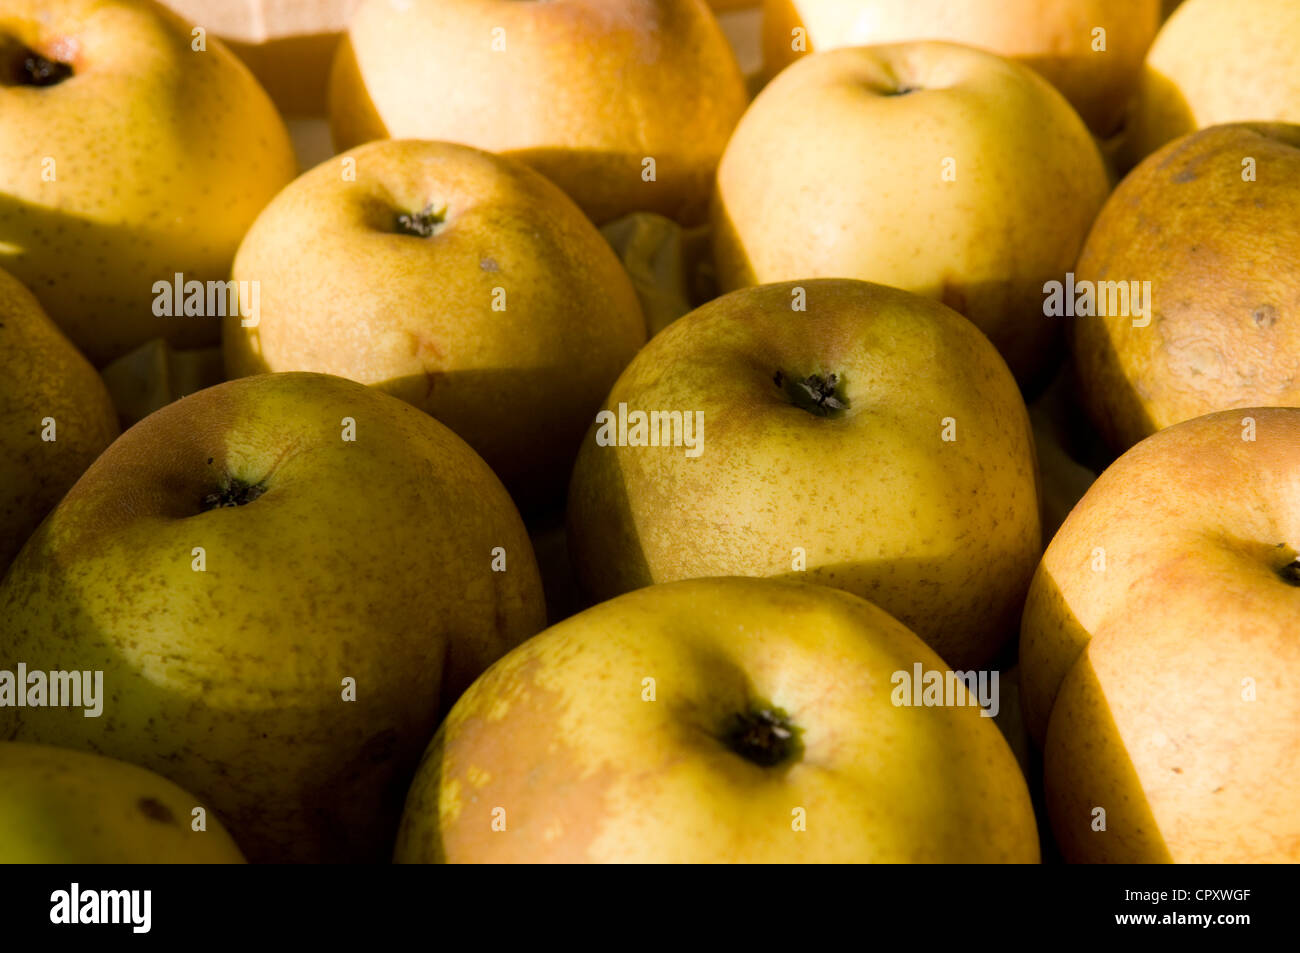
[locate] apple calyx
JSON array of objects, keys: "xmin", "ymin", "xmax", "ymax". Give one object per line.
[
  {"xmin": 1280, "ymin": 558, "xmax": 1300, "ymax": 587},
  {"xmin": 200, "ymin": 478, "xmax": 267, "ymax": 512},
  {"xmin": 6, "ymin": 49, "xmax": 72, "ymax": 87},
  {"xmin": 395, "ymin": 204, "xmax": 448, "ymax": 238},
  {"xmin": 723, "ymin": 705, "xmax": 803, "ymax": 768},
  {"xmin": 774, "ymin": 370, "xmax": 850, "ymax": 418}
]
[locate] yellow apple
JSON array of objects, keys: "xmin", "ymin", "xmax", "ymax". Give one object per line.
[
  {"xmin": 1074, "ymin": 123, "xmax": 1300, "ymax": 452},
  {"xmin": 1020, "ymin": 408, "xmax": 1300, "ymax": 862},
  {"xmin": 0, "ymin": 372, "xmax": 546, "ymax": 862},
  {"xmin": 1123, "ymin": 0, "xmax": 1300, "ymax": 166},
  {"xmin": 0, "ymin": 0, "xmax": 298, "ymax": 364},
  {"xmin": 0, "ymin": 266, "xmax": 118, "ymax": 574},
  {"xmin": 762, "ymin": 0, "xmax": 1160, "ymax": 136},
  {"xmin": 329, "ymin": 0, "xmax": 749, "ymax": 225},
  {"xmin": 224, "ymin": 139, "xmax": 646, "ymax": 508},
  {"xmin": 0, "ymin": 741, "xmax": 245, "ymax": 863},
  {"xmin": 394, "ymin": 577, "xmax": 1039, "ymax": 862},
  {"xmin": 712, "ymin": 42, "xmax": 1110, "ymax": 387},
  {"xmin": 567, "ymin": 279, "xmax": 1041, "ymax": 671}
]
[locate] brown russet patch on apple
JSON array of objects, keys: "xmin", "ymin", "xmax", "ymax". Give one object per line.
[
  {"xmin": 437, "ymin": 654, "xmax": 618, "ymax": 863},
  {"xmin": 47, "ymin": 382, "xmax": 241, "ymax": 559}
]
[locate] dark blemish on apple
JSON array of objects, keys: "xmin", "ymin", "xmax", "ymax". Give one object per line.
[
  {"xmin": 199, "ymin": 478, "xmax": 266, "ymax": 512},
  {"xmin": 1253, "ymin": 304, "xmax": 1278, "ymax": 328},
  {"xmin": 137, "ymin": 797, "xmax": 176, "ymax": 824},
  {"xmin": 723, "ymin": 705, "xmax": 803, "ymax": 768},
  {"xmin": 395, "ymin": 204, "xmax": 447, "ymax": 238},
  {"xmin": 1171, "ymin": 168, "xmax": 1197, "ymax": 184},
  {"xmin": 1279, "ymin": 557, "xmax": 1300, "ymax": 586},
  {"xmin": 886, "ymin": 86, "xmax": 919, "ymax": 97}
]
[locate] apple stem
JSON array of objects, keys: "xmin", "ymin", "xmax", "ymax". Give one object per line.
[
  {"xmin": 774, "ymin": 370, "xmax": 850, "ymax": 418},
  {"xmin": 723, "ymin": 706, "xmax": 803, "ymax": 768},
  {"xmin": 395, "ymin": 204, "xmax": 447, "ymax": 238},
  {"xmin": 200, "ymin": 479, "xmax": 267, "ymax": 512}
]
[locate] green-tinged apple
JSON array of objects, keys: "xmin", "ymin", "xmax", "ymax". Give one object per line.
[
  {"xmin": 394, "ymin": 577, "xmax": 1040, "ymax": 863},
  {"xmin": 225, "ymin": 139, "xmax": 646, "ymax": 508},
  {"xmin": 329, "ymin": 0, "xmax": 749, "ymax": 225},
  {"xmin": 1123, "ymin": 0, "xmax": 1300, "ymax": 167},
  {"xmin": 0, "ymin": 266, "xmax": 118, "ymax": 574},
  {"xmin": 0, "ymin": 0, "xmax": 297, "ymax": 364},
  {"xmin": 762, "ymin": 0, "xmax": 1160, "ymax": 136},
  {"xmin": 1074, "ymin": 123, "xmax": 1300, "ymax": 452},
  {"xmin": 567, "ymin": 279, "xmax": 1041, "ymax": 670},
  {"xmin": 1020, "ymin": 408, "xmax": 1300, "ymax": 862},
  {"xmin": 712, "ymin": 42, "xmax": 1110, "ymax": 388},
  {"xmin": 0, "ymin": 742, "xmax": 245, "ymax": 862},
  {"xmin": 0, "ymin": 372, "xmax": 546, "ymax": 863}
]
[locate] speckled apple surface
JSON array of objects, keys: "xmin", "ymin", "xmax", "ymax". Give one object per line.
[
  {"xmin": 395, "ymin": 577, "xmax": 1040, "ymax": 863},
  {"xmin": 0, "ymin": 265, "xmax": 118, "ymax": 574},
  {"xmin": 0, "ymin": 0, "xmax": 298, "ymax": 363},
  {"xmin": 567, "ymin": 278, "xmax": 1042, "ymax": 671},
  {"xmin": 0, "ymin": 372, "xmax": 547, "ymax": 862}
]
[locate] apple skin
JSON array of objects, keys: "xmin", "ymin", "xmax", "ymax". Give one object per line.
[
  {"xmin": 0, "ymin": 0, "xmax": 298, "ymax": 364},
  {"xmin": 224, "ymin": 139, "xmax": 646, "ymax": 510},
  {"xmin": 1074, "ymin": 123, "xmax": 1300, "ymax": 453},
  {"xmin": 712, "ymin": 42, "xmax": 1110, "ymax": 389},
  {"xmin": 566, "ymin": 279, "xmax": 1041, "ymax": 671},
  {"xmin": 0, "ymin": 742, "xmax": 245, "ymax": 863},
  {"xmin": 762, "ymin": 0, "xmax": 1160, "ymax": 136},
  {"xmin": 0, "ymin": 266, "xmax": 118, "ymax": 574},
  {"xmin": 0, "ymin": 372, "xmax": 546, "ymax": 863},
  {"xmin": 394, "ymin": 577, "xmax": 1040, "ymax": 863},
  {"xmin": 1123, "ymin": 0, "xmax": 1300, "ymax": 167},
  {"xmin": 329, "ymin": 0, "xmax": 748, "ymax": 225},
  {"xmin": 1020, "ymin": 408, "xmax": 1300, "ymax": 862}
]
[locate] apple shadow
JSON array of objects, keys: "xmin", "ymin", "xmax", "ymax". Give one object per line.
[
  {"xmin": 0, "ymin": 190, "xmax": 222, "ymax": 365},
  {"xmin": 1023, "ymin": 568, "xmax": 1172, "ymax": 863},
  {"xmin": 709, "ymin": 184, "xmax": 1069, "ymax": 399}
]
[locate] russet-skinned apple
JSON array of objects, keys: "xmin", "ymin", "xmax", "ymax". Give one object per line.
[
  {"xmin": 1020, "ymin": 407, "xmax": 1300, "ymax": 862},
  {"xmin": 395, "ymin": 577, "xmax": 1040, "ymax": 863},
  {"xmin": 1073, "ymin": 122, "xmax": 1300, "ymax": 452},
  {"xmin": 329, "ymin": 0, "xmax": 749, "ymax": 225},
  {"xmin": 0, "ymin": 0, "xmax": 298, "ymax": 364},
  {"xmin": 712, "ymin": 42, "xmax": 1111, "ymax": 388},
  {"xmin": 0, "ymin": 372, "xmax": 546, "ymax": 863},
  {"xmin": 0, "ymin": 265, "xmax": 118, "ymax": 575},
  {"xmin": 567, "ymin": 278, "xmax": 1042, "ymax": 671},
  {"xmin": 224, "ymin": 139, "xmax": 647, "ymax": 509}
]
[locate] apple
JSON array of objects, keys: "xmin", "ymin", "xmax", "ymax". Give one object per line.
[
  {"xmin": 1073, "ymin": 122, "xmax": 1300, "ymax": 453},
  {"xmin": 1123, "ymin": 0, "xmax": 1300, "ymax": 166},
  {"xmin": 0, "ymin": 266, "xmax": 118, "ymax": 574},
  {"xmin": 566, "ymin": 279, "xmax": 1041, "ymax": 671},
  {"xmin": 1020, "ymin": 407, "xmax": 1300, "ymax": 862},
  {"xmin": 394, "ymin": 577, "xmax": 1039, "ymax": 862},
  {"xmin": 762, "ymin": 0, "xmax": 1160, "ymax": 136},
  {"xmin": 224, "ymin": 139, "xmax": 646, "ymax": 509},
  {"xmin": 0, "ymin": 0, "xmax": 298, "ymax": 364},
  {"xmin": 712, "ymin": 42, "xmax": 1110, "ymax": 388},
  {"xmin": 0, "ymin": 741, "xmax": 245, "ymax": 863},
  {"xmin": 0, "ymin": 372, "xmax": 547, "ymax": 862},
  {"xmin": 328, "ymin": 0, "xmax": 749, "ymax": 225}
]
